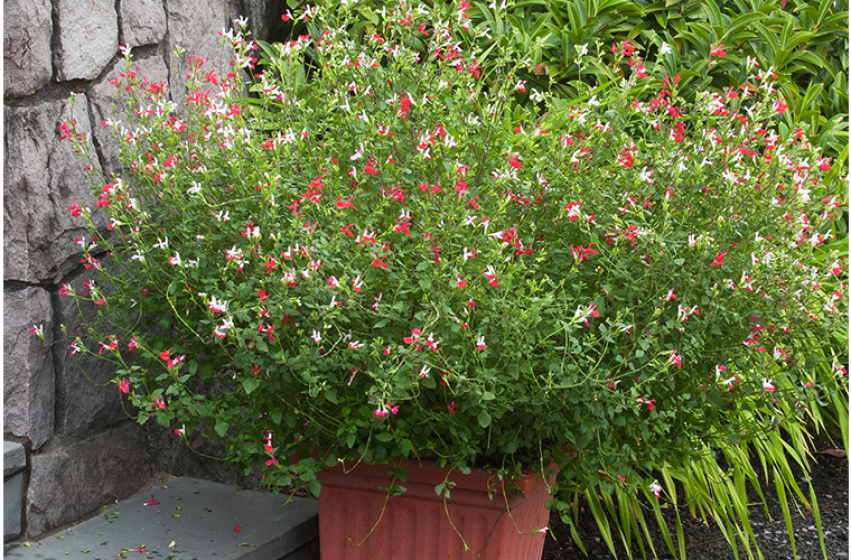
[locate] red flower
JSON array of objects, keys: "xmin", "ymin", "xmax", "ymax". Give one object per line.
[
  {"xmin": 68, "ymin": 200, "xmax": 83, "ymax": 217},
  {"xmin": 711, "ymin": 252, "xmax": 728, "ymax": 267},
  {"xmin": 403, "ymin": 329, "xmax": 422, "ymax": 345},
  {"xmin": 337, "ymin": 195, "xmax": 357, "ymax": 209}
]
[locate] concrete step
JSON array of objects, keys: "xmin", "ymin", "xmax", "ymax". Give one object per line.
[
  {"xmin": 3, "ymin": 476, "xmax": 318, "ymax": 560},
  {"xmin": 4, "ymin": 442, "xmax": 27, "ymax": 541}
]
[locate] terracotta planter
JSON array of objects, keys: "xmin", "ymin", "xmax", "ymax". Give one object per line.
[{"xmin": 317, "ymin": 458, "xmax": 557, "ymax": 559}]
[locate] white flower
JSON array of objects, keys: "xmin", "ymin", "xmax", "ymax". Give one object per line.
[{"xmin": 659, "ymin": 42, "xmax": 672, "ymax": 55}]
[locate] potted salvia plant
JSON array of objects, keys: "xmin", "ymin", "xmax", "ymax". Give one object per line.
[{"xmin": 53, "ymin": 1, "xmax": 846, "ymax": 558}]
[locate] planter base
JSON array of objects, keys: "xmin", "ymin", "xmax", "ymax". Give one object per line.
[{"xmin": 317, "ymin": 459, "xmax": 556, "ymax": 560}]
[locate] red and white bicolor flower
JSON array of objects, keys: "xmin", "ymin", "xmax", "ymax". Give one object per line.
[
  {"xmin": 677, "ymin": 304, "xmax": 699, "ymax": 322},
  {"xmin": 213, "ymin": 317, "xmax": 234, "ymax": 339},
  {"xmin": 719, "ymin": 374, "xmax": 740, "ymax": 389},
  {"xmin": 374, "ymin": 402, "xmax": 399, "ymax": 418},
  {"xmin": 209, "ymin": 296, "xmax": 228, "ymax": 314},
  {"xmin": 311, "ymin": 330, "xmax": 322, "ymax": 344},
  {"xmin": 419, "ymin": 365, "xmax": 431, "ymax": 378},
  {"xmin": 668, "ymin": 350, "xmax": 682, "ymax": 368},
  {"xmin": 564, "ymin": 202, "xmax": 583, "ymax": 220},
  {"xmin": 425, "ymin": 332, "xmax": 440, "ymax": 352},
  {"xmin": 762, "ymin": 378, "xmax": 775, "ymax": 391},
  {"xmin": 403, "ymin": 329, "xmax": 422, "ymax": 345},
  {"xmin": 575, "ymin": 304, "xmax": 599, "ymax": 327},
  {"xmin": 824, "ymin": 290, "xmax": 842, "ymax": 314},
  {"xmin": 649, "ymin": 480, "xmax": 662, "ymax": 498},
  {"xmin": 637, "ymin": 397, "xmax": 656, "ymax": 410},
  {"xmin": 476, "ymin": 336, "xmax": 487, "ymax": 350},
  {"xmin": 98, "ymin": 338, "xmax": 119, "ymax": 355},
  {"xmin": 482, "ymin": 265, "xmax": 498, "ymax": 288}
]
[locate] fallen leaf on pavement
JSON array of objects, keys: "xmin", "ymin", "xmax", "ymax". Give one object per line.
[{"xmin": 815, "ymin": 448, "xmax": 846, "ymax": 458}]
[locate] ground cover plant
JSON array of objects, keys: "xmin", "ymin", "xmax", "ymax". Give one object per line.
[{"xmin": 51, "ymin": 2, "xmax": 847, "ymax": 558}]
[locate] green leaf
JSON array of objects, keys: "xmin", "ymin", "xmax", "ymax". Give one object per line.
[
  {"xmin": 477, "ymin": 410, "xmax": 492, "ymax": 428},
  {"xmin": 214, "ymin": 420, "xmax": 229, "ymax": 437},
  {"xmin": 242, "ymin": 378, "xmax": 260, "ymax": 394},
  {"xmin": 723, "ymin": 12, "xmax": 766, "ymax": 38}
]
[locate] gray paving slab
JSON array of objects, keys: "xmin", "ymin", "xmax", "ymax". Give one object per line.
[
  {"xmin": 4, "ymin": 442, "xmax": 26, "ymax": 476},
  {"xmin": 4, "ymin": 476, "xmax": 318, "ymax": 560},
  {"xmin": 4, "ymin": 471, "xmax": 24, "ymax": 541}
]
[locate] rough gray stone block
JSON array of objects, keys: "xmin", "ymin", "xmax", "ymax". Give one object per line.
[
  {"xmin": 166, "ymin": 0, "xmax": 231, "ymax": 103},
  {"xmin": 120, "ymin": 0, "xmax": 167, "ymax": 47},
  {"xmin": 26, "ymin": 421, "xmax": 152, "ymax": 539},
  {"xmin": 54, "ymin": 0, "xmax": 118, "ymax": 81},
  {"xmin": 144, "ymin": 421, "xmax": 264, "ymax": 490},
  {"xmin": 52, "ymin": 268, "xmax": 133, "ymax": 438},
  {"xmin": 4, "ymin": 472, "xmax": 24, "ymax": 542},
  {"xmin": 3, "ymin": 0, "xmax": 53, "ymax": 97},
  {"xmin": 230, "ymin": 0, "xmax": 277, "ymax": 42},
  {"xmin": 4, "ymin": 442, "xmax": 27, "ymax": 476},
  {"xmin": 4, "ymin": 96, "xmax": 106, "ymax": 283},
  {"xmin": 87, "ymin": 54, "xmax": 170, "ymax": 175},
  {"xmin": 3, "ymin": 288, "xmax": 54, "ymax": 450}
]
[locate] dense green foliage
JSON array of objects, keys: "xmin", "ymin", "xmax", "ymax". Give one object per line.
[
  {"xmin": 53, "ymin": 3, "xmax": 847, "ymax": 559},
  {"xmin": 55, "ymin": 2, "xmax": 847, "ymax": 548},
  {"xmin": 275, "ymin": 0, "xmax": 849, "ymax": 159}
]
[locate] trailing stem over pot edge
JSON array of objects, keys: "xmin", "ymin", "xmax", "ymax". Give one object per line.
[{"xmin": 48, "ymin": 0, "xmax": 846, "ymax": 553}]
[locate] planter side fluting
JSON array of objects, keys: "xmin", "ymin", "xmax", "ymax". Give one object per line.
[{"xmin": 317, "ymin": 458, "xmax": 556, "ymax": 560}]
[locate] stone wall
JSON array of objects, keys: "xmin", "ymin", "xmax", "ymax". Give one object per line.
[{"xmin": 4, "ymin": 0, "xmax": 276, "ymax": 541}]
